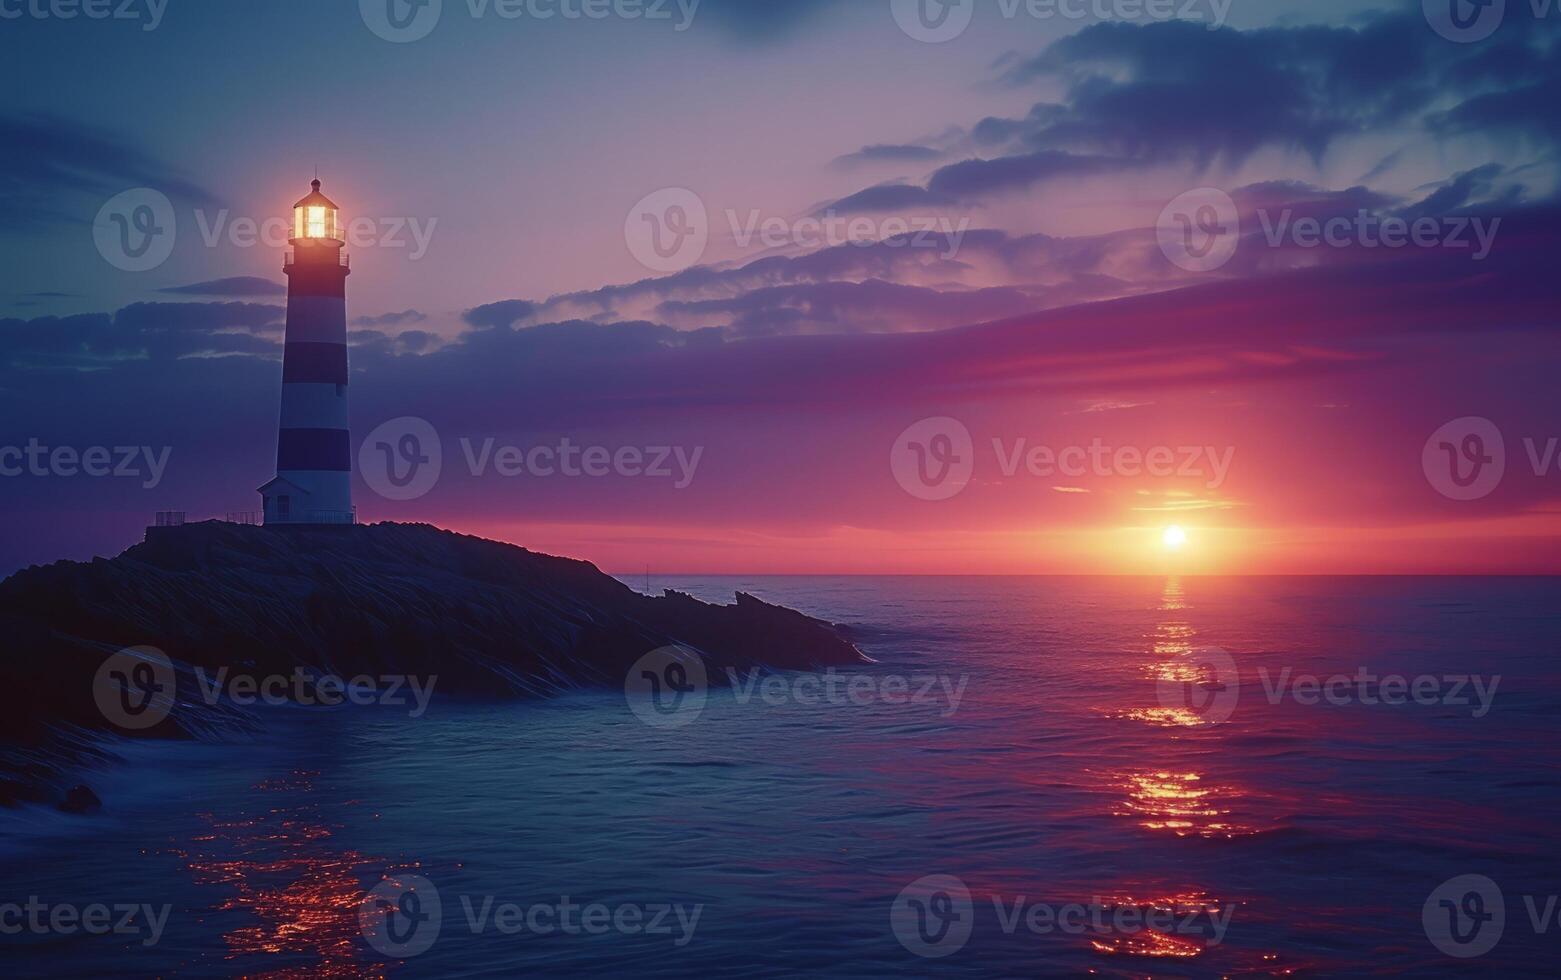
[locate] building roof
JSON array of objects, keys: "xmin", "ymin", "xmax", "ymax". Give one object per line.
[
  {"xmin": 292, "ymin": 178, "xmax": 339, "ymax": 210},
  {"xmin": 256, "ymin": 475, "xmax": 312, "ymax": 496}
]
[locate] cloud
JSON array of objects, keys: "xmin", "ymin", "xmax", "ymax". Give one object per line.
[
  {"xmin": 348, "ymin": 327, "xmax": 439, "ymax": 355},
  {"xmin": 352, "ymin": 309, "xmax": 429, "ymax": 327},
  {"xmin": 656, "ymin": 279, "xmax": 1050, "ymax": 337},
  {"xmin": 822, "ymin": 182, "xmax": 957, "ymax": 214},
  {"xmin": 926, "ymin": 150, "xmax": 1129, "ymax": 199},
  {"xmin": 831, "ymin": 144, "xmax": 947, "ymax": 169},
  {"xmin": 824, "ymin": 13, "xmax": 1560, "ymax": 214},
  {"xmin": 463, "ymin": 299, "xmax": 538, "ymax": 330},
  {"xmin": 0, "ymin": 301, "xmax": 283, "ymax": 370},
  {"xmin": 0, "ymin": 112, "xmax": 219, "ymax": 229},
  {"xmin": 160, "ymin": 277, "xmax": 287, "ymax": 297}
]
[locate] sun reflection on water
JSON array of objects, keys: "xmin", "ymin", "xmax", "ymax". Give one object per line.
[
  {"xmin": 1107, "ymin": 579, "xmax": 1259, "ymax": 840},
  {"xmin": 168, "ymin": 770, "xmax": 396, "ymax": 979},
  {"xmin": 1110, "ymin": 770, "xmax": 1253, "ymax": 838}
]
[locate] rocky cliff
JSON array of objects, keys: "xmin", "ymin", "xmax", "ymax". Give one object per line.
[{"xmin": 0, "ymin": 521, "xmax": 865, "ymax": 806}]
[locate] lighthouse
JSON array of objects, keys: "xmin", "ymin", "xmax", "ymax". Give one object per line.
[{"xmin": 258, "ymin": 178, "xmax": 355, "ymax": 525}]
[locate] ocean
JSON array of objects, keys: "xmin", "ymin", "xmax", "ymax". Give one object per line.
[{"xmin": 2, "ymin": 576, "xmax": 1559, "ymax": 977}]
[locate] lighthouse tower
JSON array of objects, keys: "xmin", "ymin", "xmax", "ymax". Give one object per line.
[{"xmin": 258, "ymin": 179, "xmax": 354, "ymax": 525}]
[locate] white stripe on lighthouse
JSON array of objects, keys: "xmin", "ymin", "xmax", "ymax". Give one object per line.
[{"xmin": 279, "ymin": 383, "xmax": 350, "ymax": 430}]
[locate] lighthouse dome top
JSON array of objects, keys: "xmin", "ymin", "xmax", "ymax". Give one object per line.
[
  {"xmin": 291, "ymin": 177, "xmax": 343, "ymax": 243},
  {"xmin": 293, "ymin": 178, "xmax": 339, "ymax": 211}
]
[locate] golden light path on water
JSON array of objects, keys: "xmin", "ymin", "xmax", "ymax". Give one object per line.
[
  {"xmin": 1074, "ymin": 577, "xmax": 1289, "ymax": 972},
  {"xmin": 167, "ymin": 770, "xmax": 400, "ymax": 979}
]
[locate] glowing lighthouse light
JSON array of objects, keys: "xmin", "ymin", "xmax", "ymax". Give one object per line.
[{"xmin": 293, "ymin": 181, "xmax": 342, "ymax": 241}]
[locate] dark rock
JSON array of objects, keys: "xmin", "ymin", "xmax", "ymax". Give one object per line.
[
  {"xmin": 0, "ymin": 521, "xmax": 865, "ymax": 752},
  {"xmin": 58, "ymin": 784, "xmax": 102, "ymax": 814}
]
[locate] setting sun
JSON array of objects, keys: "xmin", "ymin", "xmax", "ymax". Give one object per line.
[{"xmin": 1163, "ymin": 526, "xmax": 1188, "ymax": 551}]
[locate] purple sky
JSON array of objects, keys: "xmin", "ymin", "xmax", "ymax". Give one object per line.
[{"xmin": 2, "ymin": 0, "xmax": 1559, "ymax": 575}]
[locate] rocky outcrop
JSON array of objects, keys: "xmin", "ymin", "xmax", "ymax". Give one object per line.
[{"xmin": 0, "ymin": 521, "xmax": 865, "ymax": 806}]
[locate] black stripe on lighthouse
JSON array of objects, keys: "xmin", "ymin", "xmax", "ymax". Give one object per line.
[
  {"xmin": 276, "ymin": 428, "xmax": 352, "ymax": 471},
  {"xmin": 281, "ymin": 343, "xmax": 350, "ymax": 385}
]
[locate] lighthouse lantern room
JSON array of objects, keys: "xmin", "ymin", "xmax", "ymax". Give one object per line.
[
  {"xmin": 258, "ymin": 178, "xmax": 355, "ymax": 525},
  {"xmin": 292, "ymin": 179, "xmax": 343, "ymax": 241}
]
